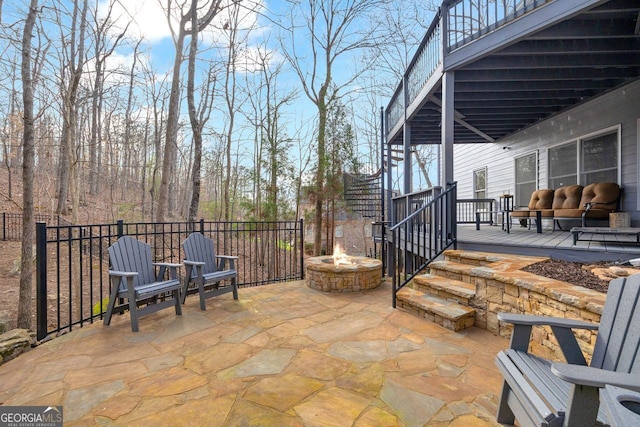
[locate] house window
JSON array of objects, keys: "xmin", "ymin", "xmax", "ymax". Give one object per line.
[
  {"xmin": 473, "ymin": 168, "xmax": 486, "ymax": 199},
  {"xmin": 580, "ymin": 131, "xmax": 618, "ymax": 183},
  {"xmin": 548, "ymin": 142, "xmax": 577, "ymax": 189},
  {"xmin": 548, "ymin": 127, "xmax": 619, "ymax": 188},
  {"xmin": 515, "ymin": 152, "xmax": 537, "ymax": 207}
]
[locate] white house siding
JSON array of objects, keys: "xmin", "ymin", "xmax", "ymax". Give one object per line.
[{"xmin": 453, "ymin": 79, "xmax": 640, "ymax": 224}]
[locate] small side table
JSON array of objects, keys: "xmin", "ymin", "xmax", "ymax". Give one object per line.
[
  {"xmin": 499, "ymin": 195, "xmax": 513, "ymax": 234},
  {"xmin": 610, "ymin": 212, "xmax": 631, "ymax": 228}
]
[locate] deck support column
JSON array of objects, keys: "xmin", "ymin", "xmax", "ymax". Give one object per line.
[
  {"xmin": 403, "ymin": 110, "xmax": 412, "ymax": 195},
  {"xmin": 441, "ymin": 71, "xmax": 454, "ymax": 186}
]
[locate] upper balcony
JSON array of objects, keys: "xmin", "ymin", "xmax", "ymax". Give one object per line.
[{"xmin": 386, "ymin": 0, "xmax": 640, "ymax": 146}]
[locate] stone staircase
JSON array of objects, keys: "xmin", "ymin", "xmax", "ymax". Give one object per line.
[{"xmin": 395, "ymin": 250, "xmax": 543, "ymax": 332}]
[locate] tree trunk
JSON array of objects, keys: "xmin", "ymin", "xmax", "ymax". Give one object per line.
[
  {"xmin": 18, "ymin": 0, "xmax": 39, "ymax": 330},
  {"xmin": 156, "ymin": 27, "xmax": 184, "ymax": 222},
  {"xmin": 313, "ymin": 97, "xmax": 327, "ymax": 255}
]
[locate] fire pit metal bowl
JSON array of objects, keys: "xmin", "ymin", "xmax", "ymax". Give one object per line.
[{"xmin": 305, "ymin": 255, "xmax": 382, "ymax": 293}]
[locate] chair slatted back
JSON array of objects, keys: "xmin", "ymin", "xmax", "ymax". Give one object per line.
[
  {"xmin": 591, "ymin": 275, "xmax": 640, "ymax": 373},
  {"xmin": 183, "ymin": 233, "xmax": 218, "ymax": 275},
  {"xmin": 108, "ymin": 236, "xmax": 156, "ymax": 289}
]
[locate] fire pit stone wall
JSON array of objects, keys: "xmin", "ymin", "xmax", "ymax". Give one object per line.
[{"xmin": 306, "ymin": 256, "xmax": 382, "ymax": 292}]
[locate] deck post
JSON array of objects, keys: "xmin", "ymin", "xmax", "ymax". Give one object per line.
[{"xmin": 441, "ymin": 71, "xmax": 454, "ymax": 186}]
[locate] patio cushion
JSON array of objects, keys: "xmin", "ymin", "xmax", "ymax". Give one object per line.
[
  {"xmin": 551, "ymin": 185, "xmax": 583, "ymax": 210},
  {"xmin": 554, "ymin": 183, "xmax": 620, "ymax": 219},
  {"xmin": 511, "ymin": 189, "xmax": 554, "ymax": 219},
  {"xmin": 580, "ymin": 182, "xmax": 620, "ymax": 211}
]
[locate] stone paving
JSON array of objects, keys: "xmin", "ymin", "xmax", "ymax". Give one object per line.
[{"xmin": 0, "ymin": 280, "xmax": 507, "ymax": 426}]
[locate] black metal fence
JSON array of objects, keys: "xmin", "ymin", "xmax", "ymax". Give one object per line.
[
  {"xmin": 35, "ymin": 219, "xmax": 304, "ymax": 340},
  {"xmin": 1, "ymin": 213, "xmax": 68, "ymax": 241}
]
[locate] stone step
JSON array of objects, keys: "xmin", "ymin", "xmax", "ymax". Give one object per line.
[
  {"xmin": 428, "ymin": 260, "xmax": 491, "ymax": 285},
  {"xmin": 444, "ymin": 250, "xmax": 508, "ymax": 267},
  {"xmin": 396, "ymin": 287, "xmax": 475, "ymax": 331},
  {"xmin": 443, "ymin": 249, "xmax": 547, "ymax": 271},
  {"xmin": 413, "ymin": 274, "xmax": 476, "ymax": 305}
]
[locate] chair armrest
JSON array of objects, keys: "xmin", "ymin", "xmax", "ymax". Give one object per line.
[
  {"xmin": 108, "ymin": 270, "xmax": 138, "ymax": 278},
  {"xmin": 183, "ymin": 260, "xmax": 206, "ymax": 267},
  {"xmin": 152, "ymin": 262, "xmax": 181, "ymax": 280},
  {"xmin": 551, "ymin": 364, "xmax": 640, "ymax": 392},
  {"xmin": 215, "ymin": 255, "xmax": 237, "ymax": 270},
  {"xmin": 153, "ymin": 262, "xmax": 182, "ymax": 268},
  {"xmin": 498, "ymin": 313, "xmax": 598, "ymax": 364},
  {"xmin": 215, "ymin": 255, "xmax": 239, "ymax": 260},
  {"xmin": 498, "ymin": 313, "xmax": 599, "ymax": 330}
]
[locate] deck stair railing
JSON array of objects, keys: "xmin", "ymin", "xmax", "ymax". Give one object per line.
[{"xmin": 389, "ymin": 182, "xmax": 457, "ymax": 307}]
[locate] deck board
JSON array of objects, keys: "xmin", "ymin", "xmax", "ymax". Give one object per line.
[{"xmin": 456, "ymin": 223, "xmax": 640, "ymax": 262}]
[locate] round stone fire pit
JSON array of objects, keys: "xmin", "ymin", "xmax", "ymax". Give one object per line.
[{"xmin": 306, "ymin": 256, "xmax": 382, "ymax": 292}]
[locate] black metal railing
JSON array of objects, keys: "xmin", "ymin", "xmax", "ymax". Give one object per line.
[
  {"xmin": 389, "ymin": 183, "xmax": 457, "ymax": 307},
  {"xmin": 446, "ymin": 0, "xmax": 552, "ymax": 51},
  {"xmin": 1, "ymin": 212, "xmax": 68, "ymax": 241},
  {"xmin": 386, "ymin": 0, "xmax": 552, "ymax": 132},
  {"xmin": 35, "ymin": 219, "xmax": 304, "ymax": 340},
  {"xmin": 343, "ymin": 172, "xmax": 384, "ymax": 219},
  {"xmin": 457, "ymin": 198, "xmax": 495, "ymax": 224}
]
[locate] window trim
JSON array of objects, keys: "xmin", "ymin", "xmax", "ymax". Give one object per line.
[
  {"xmin": 473, "ymin": 167, "xmax": 487, "ymax": 199},
  {"xmin": 547, "ymin": 125, "xmax": 621, "ymax": 186},
  {"xmin": 514, "ymin": 150, "xmax": 538, "ymax": 207}
]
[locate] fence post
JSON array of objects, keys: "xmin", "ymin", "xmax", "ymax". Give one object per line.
[
  {"xmin": 36, "ymin": 222, "xmax": 48, "ymax": 341},
  {"xmin": 300, "ymin": 218, "xmax": 304, "ymax": 279},
  {"xmin": 117, "ymin": 220, "xmax": 124, "ymax": 238},
  {"xmin": 199, "ymin": 218, "xmax": 205, "ymax": 234}
]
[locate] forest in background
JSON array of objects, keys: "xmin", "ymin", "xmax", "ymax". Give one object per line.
[
  {"xmin": 0, "ymin": 0, "xmax": 438, "ymax": 230},
  {"xmin": 2, "ymin": 0, "xmax": 442, "ymax": 328}
]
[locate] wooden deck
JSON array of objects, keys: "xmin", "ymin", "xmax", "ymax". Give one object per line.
[{"xmin": 456, "ymin": 222, "xmax": 640, "ymax": 263}]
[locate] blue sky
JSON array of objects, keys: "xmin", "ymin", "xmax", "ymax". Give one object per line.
[{"xmin": 2, "ymin": 0, "xmax": 438, "ymax": 190}]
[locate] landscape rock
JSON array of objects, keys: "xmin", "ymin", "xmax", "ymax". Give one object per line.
[
  {"xmin": 609, "ymin": 266, "xmax": 629, "ymax": 276},
  {"xmin": 0, "ymin": 329, "xmax": 35, "ymax": 365}
]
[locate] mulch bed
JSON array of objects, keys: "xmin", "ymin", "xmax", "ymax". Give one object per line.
[{"xmin": 522, "ymin": 259, "xmax": 612, "ymax": 293}]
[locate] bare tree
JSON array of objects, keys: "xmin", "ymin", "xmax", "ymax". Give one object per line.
[
  {"xmin": 88, "ymin": 0, "xmax": 128, "ymax": 195},
  {"xmin": 156, "ymin": 0, "xmax": 224, "ymax": 222},
  {"xmin": 18, "ymin": 0, "xmax": 39, "ymax": 330},
  {"xmin": 55, "ymin": 0, "xmax": 89, "ymax": 222},
  {"xmin": 248, "ymin": 45, "xmax": 297, "ymax": 221},
  {"xmin": 186, "ymin": 1, "xmax": 217, "ymax": 222},
  {"xmin": 140, "ymin": 61, "xmax": 170, "ymax": 220},
  {"xmin": 280, "ymin": 0, "xmax": 386, "ymax": 255}
]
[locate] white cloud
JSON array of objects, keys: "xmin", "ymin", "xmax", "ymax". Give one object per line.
[
  {"xmin": 98, "ymin": 0, "xmax": 266, "ymax": 45},
  {"xmin": 98, "ymin": 0, "xmax": 172, "ymax": 43}
]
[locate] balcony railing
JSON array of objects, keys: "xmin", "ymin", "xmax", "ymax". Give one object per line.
[
  {"xmin": 406, "ymin": 20, "xmax": 442, "ymax": 107},
  {"xmin": 386, "ymin": 0, "xmax": 553, "ymax": 133},
  {"xmin": 446, "ymin": 0, "xmax": 552, "ymax": 51}
]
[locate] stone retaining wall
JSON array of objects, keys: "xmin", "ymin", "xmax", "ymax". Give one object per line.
[
  {"xmin": 445, "ymin": 251, "xmax": 606, "ymax": 362},
  {"xmin": 484, "ymin": 273, "xmax": 604, "ymax": 361}
]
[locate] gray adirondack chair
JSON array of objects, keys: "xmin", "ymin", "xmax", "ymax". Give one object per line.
[
  {"xmin": 105, "ymin": 236, "xmax": 182, "ymax": 332},
  {"xmin": 182, "ymin": 232, "xmax": 238, "ymax": 310},
  {"xmin": 495, "ymin": 274, "xmax": 640, "ymax": 427}
]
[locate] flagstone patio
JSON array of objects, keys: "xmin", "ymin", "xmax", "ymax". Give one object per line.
[{"xmin": 0, "ymin": 279, "xmax": 506, "ymax": 426}]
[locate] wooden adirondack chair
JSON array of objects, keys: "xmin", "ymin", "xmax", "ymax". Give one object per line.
[
  {"xmin": 495, "ymin": 275, "xmax": 640, "ymax": 427},
  {"xmin": 182, "ymin": 232, "xmax": 238, "ymax": 310},
  {"xmin": 105, "ymin": 236, "xmax": 182, "ymax": 332}
]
